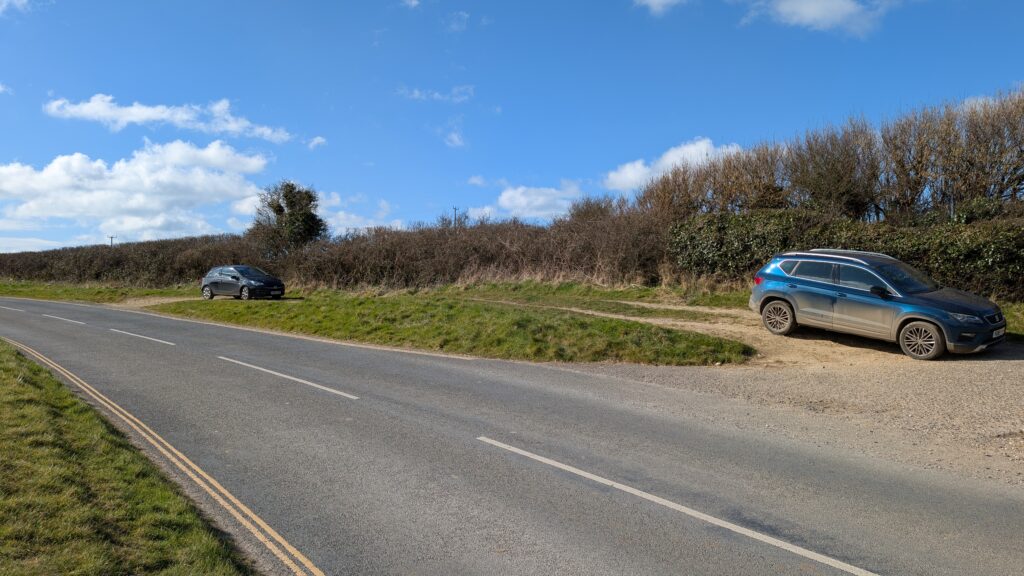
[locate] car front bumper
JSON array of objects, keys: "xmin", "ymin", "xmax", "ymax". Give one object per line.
[
  {"xmin": 248, "ymin": 285, "xmax": 286, "ymax": 298},
  {"xmin": 946, "ymin": 323, "xmax": 1007, "ymax": 354}
]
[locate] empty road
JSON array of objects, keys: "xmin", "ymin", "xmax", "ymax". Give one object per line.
[{"xmin": 1, "ymin": 296, "xmax": 1022, "ymax": 575}]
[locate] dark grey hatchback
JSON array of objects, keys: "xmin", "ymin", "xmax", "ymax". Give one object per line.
[{"xmin": 200, "ymin": 265, "xmax": 285, "ymax": 300}]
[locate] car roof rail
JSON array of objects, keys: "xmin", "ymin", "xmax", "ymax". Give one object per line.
[{"xmin": 780, "ymin": 251, "xmax": 873, "ymax": 265}]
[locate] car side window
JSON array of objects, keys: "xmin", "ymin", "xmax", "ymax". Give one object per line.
[
  {"xmin": 779, "ymin": 260, "xmax": 797, "ymax": 275},
  {"xmin": 838, "ymin": 265, "xmax": 882, "ymax": 291},
  {"xmin": 792, "ymin": 261, "xmax": 834, "ymax": 283}
]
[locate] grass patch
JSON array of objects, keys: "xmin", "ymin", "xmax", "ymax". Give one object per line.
[
  {"xmin": 0, "ymin": 280, "xmax": 193, "ymax": 304},
  {"xmin": 444, "ymin": 282, "xmax": 751, "ymax": 314},
  {"xmin": 151, "ymin": 290, "xmax": 753, "ymax": 365},
  {"xmin": 1001, "ymin": 301, "xmax": 1024, "ymax": 341},
  {"xmin": 0, "ymin": 342, "xmax": 251, "ymax": 575}
]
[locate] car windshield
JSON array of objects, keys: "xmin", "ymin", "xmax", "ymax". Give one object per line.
[
  {"xmin": 234, "ymin": 266, "xmax": 270, "ymax": 278},
  {"xmin": 876, "ymin": 261, "xmax": 939, "ymax": 294}
]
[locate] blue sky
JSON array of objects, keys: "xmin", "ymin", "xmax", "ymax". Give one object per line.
[{"xmin": 0, "ymin": 0, "xmax": 1020, "ymax": 251}]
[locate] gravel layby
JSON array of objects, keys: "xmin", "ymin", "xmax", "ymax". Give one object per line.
[{"xmin": 571, "ymin": 304, "xmax": 1024, "ymax": 486}]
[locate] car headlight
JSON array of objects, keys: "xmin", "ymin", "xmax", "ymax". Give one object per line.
[
  {"xmin": 949, "ymin": 312, "xmax": 983, "ymax": 325},
  {"xmin": 247, "ymin": 280, "xmax": 263, "ymax": 286}
]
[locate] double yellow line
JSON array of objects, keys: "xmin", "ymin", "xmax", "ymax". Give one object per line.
[{"xmin": 2, "ymin": 336, "xmax": 325, "ymax": 576}]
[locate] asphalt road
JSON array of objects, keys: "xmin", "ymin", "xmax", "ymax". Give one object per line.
[{"xmin": 2, "ymin": 297, "xmax": 1023, "ymax": 576}]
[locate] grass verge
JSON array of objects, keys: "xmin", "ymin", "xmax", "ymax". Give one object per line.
[
  {"xmin": 1001, "ymin": 302, "xmax": 1024, "ymax": 341},
  {"xmin": 0, "ymin": 342, "xmax": 252, "ymax": 575},
  {"xmin": 442, "ymin": 282, "xmax": 751, "ymax": 315},
  {"xmin": 151, "ymin": 290, "xmax": 754, "ymax": 365},
  {"xmin": 0, "ymin": 280, "xmax": 193, "ymax": 304}
]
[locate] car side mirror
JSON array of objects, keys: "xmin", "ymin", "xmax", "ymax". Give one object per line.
[
  {"xmin": 230, "ymin": 275, "xmax": 240, "ymax": 281},
  {"xmin": 870, "ymin": 286, "xmax": 889, "ymax": 298}
]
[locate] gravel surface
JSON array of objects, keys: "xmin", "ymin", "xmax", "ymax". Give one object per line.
[{"xmin": 570, "ymin": 304, "xmax": 1024, "ymax": 486}]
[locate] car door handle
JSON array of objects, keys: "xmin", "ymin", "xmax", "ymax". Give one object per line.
[
  {"xmin": 787, "ymin": 284, "xmax": 797, "ymax": 288},
  {"xmin": 837, "ymin": 293, "xmax": 848, "ymax": 298}
]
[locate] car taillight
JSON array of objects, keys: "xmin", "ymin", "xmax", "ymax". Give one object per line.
[{"xmin": 754, "ymin": 276, "xmax": 763, "ymax": 286}]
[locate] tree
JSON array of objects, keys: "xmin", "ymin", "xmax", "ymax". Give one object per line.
[
  {"xmin": 784, "ymin": 118, "xmax": 881, "ymax": 220},
  {"xmin": 246, "ymin": 180, "xmax": 329, "ymax": 253}
]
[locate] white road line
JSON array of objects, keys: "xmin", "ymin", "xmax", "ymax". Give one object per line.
[
  {"xmin": 477, "ymin": 436, "xmax": 879, "ymax": 576},
  {"xmin": 218, "ymin": 356, "xmax": 359, "ymax": 400},
  {"xmin": 0, "ymin": 305, "xmax": 24, "ymax": 312},
  {"xmin": 42, "ymin": 314, "xmax": 86, "ymax": 325},
  {"xmin": 109, "ymin": 328, "xmax": 176, "ymax": 346}
]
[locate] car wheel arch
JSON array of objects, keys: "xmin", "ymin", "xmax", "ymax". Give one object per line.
[
  {"xmin": 759, "ymin": 294, "xmax": 797, "ymax": 314},
  {"xmin": 894, "ymin": 314, "xmax": 950, "ymax": 343}
]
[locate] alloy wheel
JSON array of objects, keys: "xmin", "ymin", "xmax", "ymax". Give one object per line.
[
  {"xmin": 765, "ymin": 304, "xmax": 790, "ymax": 331},
  {"xmin": 763, "ymin": 301, "xmax": 795, "ymax": 335},
  {"xmin": 902, "ymin": 325, "xmax": 935, "ymax": 357}
]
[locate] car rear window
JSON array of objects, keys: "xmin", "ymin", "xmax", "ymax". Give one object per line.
[
  {"xmin": 793, "ymin": 261, "xmax": 834, "ymax": 283},
  {"xmin": 779, "ymin": 260, "xmax": 797, "ymax": 275},
  {"xmin": 838, "ymin": 265, "xmax": 881, "ymax": 291}
]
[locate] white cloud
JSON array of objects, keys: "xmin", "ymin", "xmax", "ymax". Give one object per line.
[
  {"xmin": 746, "ymin": 0, "xmax": 896, "ymax": 35},
  {"xmin": 604, "ymin": 137, "xmax": 740, "ymax": 192},
  {"xmin": 0, "ymin": 217, "xmax": 38, "ymax": 231},
  {"xmin": 494, "ymin": 180, "xmax": 581, "ymax": 219},
  {"xmin": 0, "ymin": 83, "xmax": 11, "ymax": 95},
  {"xmin": 467, "ymin": 175, "xmax": 486, "ymax": 186},
  {"xmin": 0, "ymin": 237, "xmax": 63, "ymax": 253},
  {"xmin": 328, "ymin": 210, "xmax": 402, "ymax": 232},
  {"xmin": 466, "ymin": 205, "xmax": 495, "ymax": 220},
  {"xmin": 307, "ymin": 135, "xmax": 328, "ymax": 150},
  {"xmin": 634, "ymin": 0, "xmax": 689, "ymax": 16},
  {"xmin": 445, "ymin": 11, "xmax": 470, "ymax": 32},
  {"xmin": 374, "ymin": 199, "xmax": 392, "ymax": 219},
  {"xmin": 398, "ymin": 85, "xmax": 474, "ymax": 104},
  {"xmin": 444, "ymin": 129, "xmax": 465, "ymax": 148},
  {"xmin": 0, "ymin": 0, "xmax": 28, "ymax": 16},
  {"xmin": 0, "ymin": 140, "xmax": 266, "ymax": 241},
  {"xmin": 960, "ymin": 95, "xmax": 996, "ymax": 112},
  {"xmin": 401, "ymin": 0, "xmax": 419, "ymax": 7},
  {"xmin": 44, "ymin": 94, "xmax": 292, "ymax": 143},
  {"xmin": 231, "ymin": 194, "xmax": 262, "ymax": 216}
]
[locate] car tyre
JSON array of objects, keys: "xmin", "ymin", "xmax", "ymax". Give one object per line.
[
  {"xmin": 240, "ymin": 286, "xmax": 251, "ymax": 301},
  {"xmin": 899, "ymin": 321, "xmax": 946, "ymax": 360},
  {"xmin": 271, "ymin": 295, "xmax": 282, "ymax": 300},
  {"xmin": 202, "ymin": 286, "xmax": 214, "ymax": 300},
  {"xmin": 762, "ymin": 300, "xmax": 796, "ymax": 335}
]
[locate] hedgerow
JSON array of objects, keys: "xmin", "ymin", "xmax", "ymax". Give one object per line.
[{"xmin": 669, "ymin": 211, "xmax": 1024, "ymax": 300}]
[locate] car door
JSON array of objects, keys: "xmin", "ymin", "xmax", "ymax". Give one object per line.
[
  {"xmin": 787, "ymin": 260, "xmax": 837, "ymax": 328},
  {"xmin": 219, "ymin": 267, "xmax": 240, "ymax": 296},
  {"xmin": 833, "ymin": 264, "xmax": 897, "ymax": 338},
  {"xmin": 207, "ymin": 268, "xmax": 223, "ymax": 294}
]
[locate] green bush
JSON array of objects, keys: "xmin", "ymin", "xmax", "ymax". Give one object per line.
[{"xmin": 669, "ymin": 211, "xmax": 1024, "ymax": 300}]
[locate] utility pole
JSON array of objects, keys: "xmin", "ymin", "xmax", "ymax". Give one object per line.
[
  {"xmin": 107, "ymin": 235, "xmax": 116, "ymax": 247},
  {"xmin": 452, "ymin": 206, "xmax": 459, "ymax": 227}
]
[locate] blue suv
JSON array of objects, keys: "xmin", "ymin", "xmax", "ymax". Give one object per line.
[{"xmin": 749, "ymin": 249, "xmax": 1007, "ymax": 360}]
